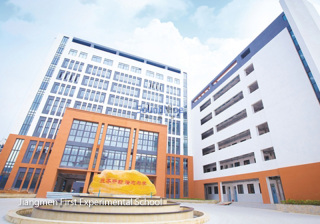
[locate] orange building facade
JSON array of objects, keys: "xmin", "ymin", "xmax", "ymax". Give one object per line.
[{"xmin": 0, "ymin": 108, "xmax": 193, "ymax": 198}]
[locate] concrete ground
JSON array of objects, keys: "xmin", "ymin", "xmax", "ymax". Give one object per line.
[{"xmin": 0, "ymin": 198, "xmax": 319, "ymax": 224}]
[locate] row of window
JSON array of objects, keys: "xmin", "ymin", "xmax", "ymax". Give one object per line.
[
  {"xmin": 203, "ymin": 147, "xmax": 276, "ymax": 173},
  {"xmin": 167, "ymin": 156, "xmax": 180, "ymax": 175},
  {"xmin": 107, "ymin": 94, "xmax": 139, "ymax": 109},
  {"xmin": 114, "ymin": 72, "xmax": 142, "ymax": 86},
  {"xmin": 77, "ymin": 88, "xmax": 107, "ymax": 103},
  {"xmin": 57, "ymin": 70, "xmax": 80, "ymax": 84},
  {"xmin": 165, "ymin": 95, "xmax": 181, "ymax": 107},
  {"xmin": 166, "ymin": 85, "xmax": 181, "ymax": 97},
  {"xmin": 166, "ymin": 178, "xmax": 180, "ymax": 199},
  {"xmin": 22, "ymin": 141, "xmax": 52, "ymax": 165},
  {"xmin": 85, "ymin": 64, "xmax": 112, "ymax": 78},
  {"xmin": 61, "ymin": 58, "xmax": 84, "ymax": 72},
  {"xmin": 139, "ymin": 114, "xmax": 162, "ymax": 124},
  {"xmin": 143, "ymin": 79, "xmax": 164, "ymax": 93},
  {"xmin": 105, "ymin": 107, "xmax": 137, "ymax": 120},
  {"xmin": 82, "ymin": 75, "xmax": 109, "ymax": 90},
  {"xmin": 51, "ymin": 82, "xmax": 76, "ymax": 97},
  {"xmin": 60, "ymin": 145, "xmax": 92, "ymax": 168},
  {"xmin": 165, "ymin": 118, "xmax": 181, "ymax": 136},
  {"xmin": 69, "ymin": 49, "xmax": 114, "ymax": 66},
  {"xmin": 207, "ymin": 183, "xmax": 257, "ymax": 195},
  {"xmin": 68, "ymin": 120, "xmax": 98, "ymax": 144},
  {"xmin": 74, "ymin": 101, "xmax": 103, "ymax": 114},
  {"xmin": 111, "ymin": 83, "xmax": 140, "ymax": 98},
  {"xmin": 33, "ymin": 116, "xmax": 61, "ymax": 139},
  {"xmin": 146, "ymin": 70, "xmax": 163, "ymax": 80},
  {"xmin": 142, "ymin": 90, "xmax": 164, "ymax": 103},
  {"xmin": 42, "ymin": 96, "xmax": 71, "ymax": 117},
  {"xmin": 12, "ymin": 167, "xmax": 45, "ymax": 193},
  {"xmin": 199, "ymin": 63, "xmax": 256, "ymax": 113},
  {"xmin": 167, "ymin": 137, "xmax": 180, "ymax": 154}
]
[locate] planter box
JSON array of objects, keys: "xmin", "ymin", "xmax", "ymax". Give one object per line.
[{"xmin": 276, "ymin": 204, "xmax": 320, "ymax": 215}]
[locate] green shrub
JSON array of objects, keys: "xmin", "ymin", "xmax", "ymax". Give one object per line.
[{"xmin": 282, "ymin": 199, "xmax": 320, "ymax": 206}]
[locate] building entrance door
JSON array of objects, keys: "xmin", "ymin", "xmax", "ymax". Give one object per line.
[
  {"xmin": 234, "ymin": 186, "xmax": 238, "ymax": 202},
  {"xmin": 271, "ymin": 184, "xmax": 279, "ymax": 203}
]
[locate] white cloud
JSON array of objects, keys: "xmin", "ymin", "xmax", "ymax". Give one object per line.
[{"xmin": 191, "ymin": 5, "xmax": 215, "ymax": 28}]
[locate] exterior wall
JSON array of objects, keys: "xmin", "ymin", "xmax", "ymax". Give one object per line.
[
  {"xmin": 194, "ymin": 162, "xmax": 320, "ymax": 203},
  {"xmin": 190, "ymin": 6, "xmax": 320, "ymax": 203},
  {"xmin": 165, "ymin": 154, "xmax": 194, "ymax": 199},
  {"xmin": 280, "ymin": 0, "xmax": 320, "ymax": 91},
  {"xmin": 0, "ymin": 134, "xmax": 54, "ymax": 193},
  {"xmin": 37, "ymin": 108, "xmax": 168, "ymax": 197}
]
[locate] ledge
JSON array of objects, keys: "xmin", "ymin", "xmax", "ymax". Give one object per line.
[{"xmin": 276, "ymin": 204, "xmax": 320, "ymax": 215}]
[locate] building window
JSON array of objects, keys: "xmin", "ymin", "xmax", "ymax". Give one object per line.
[
  {"xmin": 13, "ymin": 167, "xmax": 27, "ymax": 189},
  {"xmin": 201, "ymin": 128, "xmax": 213, "ymax": 140},
  {"xmin": 201, "ymin": 113, "xmax": 212, "ymax": 125},
  {"xmin": 222, "ymin": 186, "xmax": 226, "ymax": 194},
  {"xmin": 91, "ymin": 55, "xmax": 102, "ymax": 63},
  {"xmin": 130, "ymin": 66, "xmax": 141, "ymax": 74},
  {"xmin": 237, "ymin": 185, "xmax": 244, "ymax": 194},
  {"xmin": 68, "ymin": 49, "xmax": 78, "ymax": 56},
  {"xmin": 103, "ymin": 58, "xmax": 113, "ymax": 66},
  {"xmin": 146, "ymin": 70, "xmax": 154, "ymax": 77},
  {"xmin": 200, "ymin": 99, "xmax": 211, "ymax": 112},
  {"xmin": 174, "ymin": 78, "xmax": 180, "ymax": 85},
  {"xmin": 156, "ymin": 73, "xmax": 163, "ymax": 80},
  {"xmin": 202, "ymin": 144, "xmax": 215, "ymax": 155},
  {"xmin": 118, "ymin": 62, "xmax": 129, "ymax": 70},
  {"xmin": 245, "ymin": 64, "xmax": 254, "ymax": 76},
  {"xmin": 60, "ymin": 145, "xmax": 92, "ymax": 169},
  {"xmin": 214, "ymin": 186, "xmax": 218, "ymax": 194},
  {"xmin": 252, "ymin": 100, "xmax": 264, "ymax": 113},
  {"xmin": 248, "ymin": 81, "xmax": 259, "ymax": 93},
  {"xmin": 213, "ymin": 75, "xmax": 240, "ymax": 101},
  {"xmin": 244, "ymin": 160, "xmax": 250, "ymax": 165},
  {"xmin": 203, "ymin": 162, "xmax": 216, "ymax": 173},
  {"xmin": 247, "ymin": 184, "xmax": 255, "ymax": 194},
  {"xmin": 216, "ymin": 109, "xmax": 247, "ymax": 132},
  {"xmin": 257, "ymin": 122, "xmax": 270, "ymax": 135},
  {"xmin": 215, "ymin": 92, "xmax": 244, "ymax": 116},
  {"xmin": 167, "ymin": 76, "xmax": 173, "ymax": 83},
  {"xmin": 79, "ymin": 52, "xmax": 87, "ymax": 59},
  {"xmin": 67, "ymin": 120, "xmax": 98, "ymax": 144},
  {"xmin": 241, "ymin": 48, "xmax": 250, "ymax": 59},
  {"xmin": 262, "ymin": 147, "xmax": 276, "ymax": 161},
  {"xmin": 234, "ymin": 162, "xmax": 240, "ymax": 167},
  {"xmin": 218, "ymin": 129, "xmax": 251, "ymax": 150}
]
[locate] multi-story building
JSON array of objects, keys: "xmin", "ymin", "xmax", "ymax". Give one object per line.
[
  {"xmin": 0, "ymin": 108, "xmax": 193, "ymax": 198},
  {"xmin": 0, "ymin": 35, "xmax": 191, "ymax": 198},
  {"xmin": 190, "ymin": 0, "xmax": 320, "ymax": 204},
  {"xmin": 18, "ymin": 34, "xmax": 188, "ymax": 157},
  {"xmin": 0, "ymin": 108, "xmax": 192, "ymax": 198}
]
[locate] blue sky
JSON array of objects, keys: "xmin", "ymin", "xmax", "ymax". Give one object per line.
[{"xmin": 0, "ymin": 0, "xmax": 319, "ymax": 141}]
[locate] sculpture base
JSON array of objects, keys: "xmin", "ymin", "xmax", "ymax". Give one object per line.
[{"xmin": 6, "ymin": 194, "xmax": 209, "ymax": 223}]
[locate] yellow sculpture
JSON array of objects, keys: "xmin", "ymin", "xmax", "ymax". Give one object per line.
[{"xmin": 89, "ymin": 170, "xmax": 157, "ymax": 195}]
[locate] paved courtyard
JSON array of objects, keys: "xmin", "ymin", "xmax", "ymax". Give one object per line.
[{"xmin": 0, "ymin": 198, "xmax": 319, "ymax": 224}]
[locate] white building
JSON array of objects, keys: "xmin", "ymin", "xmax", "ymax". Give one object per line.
[
  {"xmin": 190, "ymin": 0, "xmax": 320, "ymax": 204},
  {"xmin": 18, "ymin": 35, "xmax": 188, "ymax": 157}
]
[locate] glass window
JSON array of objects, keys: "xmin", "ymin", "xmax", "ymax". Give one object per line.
[
  {"xmin": 79, "ymin": 52, "xmax": 87, "ymax": 59},
  {"xmin": 156, "ymin": 73, "xmax": 163, "ymax": 80},
  {"xmin": 118, "ymin": 62, "xmax": 129, "ymax": 70},
  {"xmin": 67, "ymin": 120, "xmax": 98, "ymax": 144},
  {"xmin": 103, "ymin": 58, "xmax": 113, "ymax": 66},
  {"xmin": 22, "ymin": 141, "xmax": 37, "ymax": 163},
  {"xmin": 146, "ymin": 70, "xmax": 154, "ymax": 77},
  {"xmin": 68, "ymin": 49, "xmax": 78, "ymax": 56},
  {"xmin": 91, "ymin": 55, "xmax": 102, "ymax": 63},
  {"xmin": 60, "ymin": 145, "xmax": 92, "ymax": 169},
  {"xmin": 174, "ymin": 78, "xmax": 180, "ymax": 85},
  {"xmin": 247, "ymin": 184, "xmax": 255, "ymax": 194},
  {"xmin": 131, "ymin": 66, "xmax": 141, "ymax": 74},
  {"xmin": 167, "ymin": 76, "xmax": 173, "ymax": 83}
]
